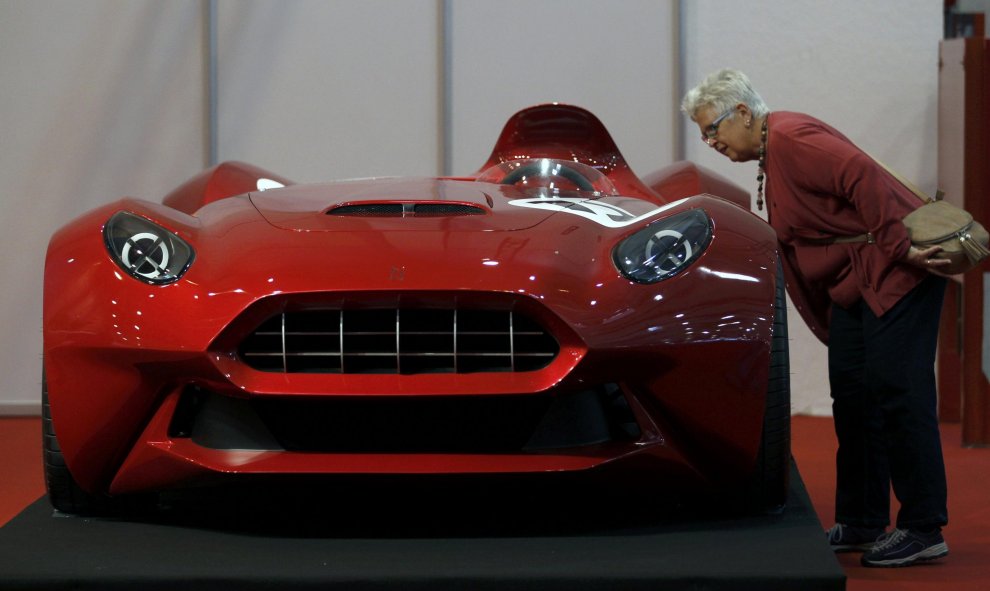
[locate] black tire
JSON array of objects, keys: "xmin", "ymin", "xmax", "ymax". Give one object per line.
[
  {"xmin": 42, "ymin": 366, "xmax": 103, "ymax": 514},
  {"xmin": 746, "ymin": 262, "xmax": 792, "ymax": 512}
]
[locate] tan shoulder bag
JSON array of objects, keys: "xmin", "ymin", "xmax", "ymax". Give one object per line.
[{"xmin": 821, "ymin": 158, "xmax": 989, "ymax": 275}]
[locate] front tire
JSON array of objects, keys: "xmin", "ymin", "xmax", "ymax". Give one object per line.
[
  {"xmin": 42, "ymin": 367, "xmax": 103, "ymax": 514},
  {"xmin": 747, "ymin": 262, "xmax": 792, "ymax": 512}
]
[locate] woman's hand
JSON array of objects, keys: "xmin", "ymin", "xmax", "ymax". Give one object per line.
[{"xmin": 903, "ymin": 245, "xmax": 952, "ymax": 273}]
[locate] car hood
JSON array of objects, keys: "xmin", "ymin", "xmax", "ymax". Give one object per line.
[{"xmin": 249, "ymin": 177, "xmax": 666, "ymax": 232}]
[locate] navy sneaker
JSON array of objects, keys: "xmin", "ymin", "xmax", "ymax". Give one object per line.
[
  {"xmin": 825, "ymin": 523, "xmax": 887, "ymax": 552},
  {"xmin": 860, "ymin": 527, "xmax": 949, "ymax": 567}
]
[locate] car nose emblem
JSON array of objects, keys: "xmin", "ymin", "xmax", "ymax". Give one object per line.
[{"xmin": 389, "ymin": 266, "xmax": 405, "ymax": 281}]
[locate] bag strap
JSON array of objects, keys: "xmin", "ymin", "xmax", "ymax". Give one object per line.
[
  {"xmin": 867, "ymin": 153, "xmax": 942, "ymax": 204},
  {"xmin": 801, "ymin": 154, "xmax": 943, "ymax": 246},
  {"xmin": 798, "ymin": 232, "xmax": 875, "ymax": 246}
]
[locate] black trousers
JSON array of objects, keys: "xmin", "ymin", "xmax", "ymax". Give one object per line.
[{"xmin": 828, "ymin": 275, "xmax": 948, "ymax": 529}]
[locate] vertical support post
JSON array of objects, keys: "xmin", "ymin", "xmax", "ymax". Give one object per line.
[
  {"xmin": 206, "ymin": 0, "xmax": 218, "ymax": 167},
  {"xmin": 672, "ymin": 0, "xmax": 685, "ymax": 163},
  {"xmin": 961, "ymin": 37, "xmax": 990, "ymax": 445},
  {"xmin": 439, "ymin": 0, "xmax": 452, "ymax": 176}
]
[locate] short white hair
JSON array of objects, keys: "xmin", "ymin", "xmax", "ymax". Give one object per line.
[{"xmin": 681, "ymin": 68, "xmax": 770, "ymax": 121}]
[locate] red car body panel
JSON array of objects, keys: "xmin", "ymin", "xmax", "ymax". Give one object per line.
[{"xmin": 43, "ymin": 104, "xmax": 779, "ymax": 500}]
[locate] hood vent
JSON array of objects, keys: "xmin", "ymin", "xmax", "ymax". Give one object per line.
[{"xmin": 327, "ymin": 203, "xmax": 485, "ymax": 217}]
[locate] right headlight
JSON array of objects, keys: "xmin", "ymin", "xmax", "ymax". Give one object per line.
[
  {"xmin": 612, "ymin": 208, "xmax": 712, "ymax": 284},
  {"xmin": 103, "ymin": 211, "xmax": 195, "ymax": 285}
]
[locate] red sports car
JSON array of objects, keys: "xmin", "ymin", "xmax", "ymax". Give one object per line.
[{"xmin": 42, "ymin": 104, "xmax": 790, "ymax": 515}]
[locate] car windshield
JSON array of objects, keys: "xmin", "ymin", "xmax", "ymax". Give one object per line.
[{"xmin": 477, "ymin": 158, "xmax": 618, "ymax": 197}]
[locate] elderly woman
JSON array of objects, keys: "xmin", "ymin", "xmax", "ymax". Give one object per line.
[{"xmin": 681, "ymin": 69, "xmax": 949, "ymax": 568}]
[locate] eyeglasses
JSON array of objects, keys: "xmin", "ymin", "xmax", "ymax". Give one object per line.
[{"xmin": 702, "ymin": 109, "xmax": 733, "ymax": 144}]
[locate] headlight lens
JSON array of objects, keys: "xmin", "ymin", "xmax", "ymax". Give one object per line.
[
  {"xmin": 613, "ymin": 208, "xmax": 712, "ymax": 283},
  {"xmin": 103, "ymin": 211, "xmax": 195, "ymax": 284}
]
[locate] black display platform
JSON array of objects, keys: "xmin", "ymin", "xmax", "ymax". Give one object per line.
[{"xmin": 0, "ymin": 462, "xmax": 843, "ymax": 590}]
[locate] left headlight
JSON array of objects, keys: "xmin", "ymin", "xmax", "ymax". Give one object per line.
[
  {"xmin": 103, "ymin": 211, "xmax": 195, "ymax": 285},
  {"xmin": 613, "ymin": 208, "xmax": 712, "ymax": 284}
]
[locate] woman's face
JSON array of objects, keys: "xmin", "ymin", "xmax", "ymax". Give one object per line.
[{"xmin": 695, "ymin": 104, "xmax": 758, "ymax": 163}]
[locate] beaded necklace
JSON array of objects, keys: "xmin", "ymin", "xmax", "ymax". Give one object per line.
[{"xmin": 756, "ymin": 116, "xmax": 768, "ymax": 211}]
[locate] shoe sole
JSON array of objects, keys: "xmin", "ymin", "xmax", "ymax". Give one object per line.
[{"xmin": 861, "ymin": 543, "xmax": 949, "ymax": 568}]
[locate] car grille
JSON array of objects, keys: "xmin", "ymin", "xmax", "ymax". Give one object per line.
[
  {"xmin": 239, "ymin": 308, "xmax": 559, "ymax": 374},
  {"xmin": 327, "ymin": 203, "xmax": 485, "ymax": 217}
]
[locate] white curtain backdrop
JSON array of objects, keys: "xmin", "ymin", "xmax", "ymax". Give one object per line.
[{"xmin": 0, "ymin": 0, "xmax": 942, "ymax": 415}]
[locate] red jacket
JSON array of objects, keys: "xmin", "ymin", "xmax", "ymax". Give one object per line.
[{"xmin": 765, "ymin": 111, "xmax": 928, "ymax": 344}]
